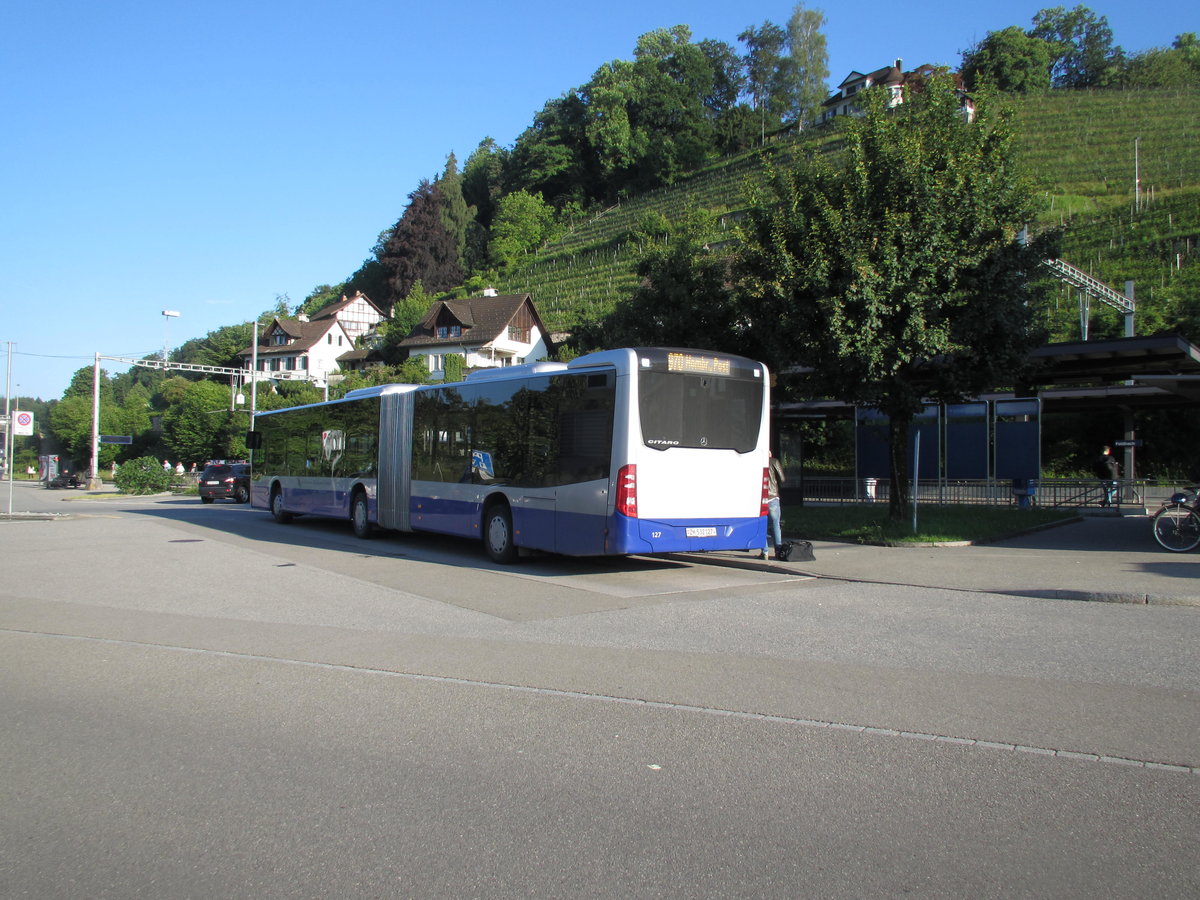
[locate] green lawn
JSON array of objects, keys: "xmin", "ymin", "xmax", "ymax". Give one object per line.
[{"xmin": 782, "ymin": 504, "xmax": 1075, "ymax": 545}]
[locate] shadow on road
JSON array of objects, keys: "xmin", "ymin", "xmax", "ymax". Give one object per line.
[{"xmin": 120, "ymin": 496, "xmax": 694, "ymax": 579}]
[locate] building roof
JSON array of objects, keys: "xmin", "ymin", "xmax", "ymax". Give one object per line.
[
  {"xmin": 398, "ymin": 293, "xmax": 549, "ymax": 350},
  {"xmin": 236, "ymin": 316, "xmax": 346, "ymax": 359},
  {"xmin": 308, "ymin": 291, "xmax": 387, "ymax": 321},
  {"xmin": 777, "ymin": 334, "xmax": 1200, "ymax": 418},
  {"xmin": 337, "ymin": 346, "xmax": 386, "ymax": 364},
  {"xmin": 825, "ymin": 60, "xmax": 905, "ymax": 108}
]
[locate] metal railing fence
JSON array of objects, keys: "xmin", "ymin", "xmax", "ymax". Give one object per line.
[{"xmin": 786, "ymin": 477, "xmax": 1181, "ymax": 510}]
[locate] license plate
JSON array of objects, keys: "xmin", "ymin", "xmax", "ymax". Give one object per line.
[
  {"xmin": 205, "ymin": 480, "xmax": 219, "ymax": 485},
  {"xmin": 686, "ymin": 527, "xmax": 717, "ymax": 538}
]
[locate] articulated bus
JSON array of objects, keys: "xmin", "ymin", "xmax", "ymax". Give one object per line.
[{"xmin": 246, "ymin": 347, "xmax": 770, "ymax": 562}]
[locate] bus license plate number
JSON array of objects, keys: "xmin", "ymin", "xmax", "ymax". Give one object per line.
[{"xmin": 686, "ymin": 527, "xmax": 717, "ymax": 538}]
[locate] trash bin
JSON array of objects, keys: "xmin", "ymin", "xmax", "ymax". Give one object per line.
[
  {"xmin": 862, "ymin": 477, "xmax": 877, "ymax": 501},
  {"xmin": 1011, "ymin": 478, "xmax": 1036, "ymax": 509}
]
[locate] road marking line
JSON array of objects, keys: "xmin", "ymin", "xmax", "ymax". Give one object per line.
[{"xmin": 6, "ymin": 627, "xmax": 1196, "ymax": 775}]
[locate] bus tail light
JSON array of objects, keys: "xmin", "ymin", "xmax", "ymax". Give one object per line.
[
  {"xmin": 616, "ymin": 464, "xmax": 638, "ymax": 518},
  {"xmin": 760, "ymin": 468, "xmax": 770, "ymax": 517}
]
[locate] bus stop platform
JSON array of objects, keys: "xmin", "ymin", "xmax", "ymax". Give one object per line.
[{"xmin": 675, "ymin": 513, "xmax": 1200, "ymax": 607}]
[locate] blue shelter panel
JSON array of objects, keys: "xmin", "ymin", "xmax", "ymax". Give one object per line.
[
  {"xmin": 855, "ymin": 406, "xmax": 939, "ymax": 480},
  {"xmin": 945, "ymin": 402, "xmax": 989, "ymax": 479},
  {"xmin": 912, "ymin": 405, "xmax": 940, "ymax": 480},
  {"xmin": 994, "ymin": 399, "xmax": 1041, "ymax": 480},
  {"xmin": 855, "ymin": 409, "xmax": 891, "ymax": 479}
]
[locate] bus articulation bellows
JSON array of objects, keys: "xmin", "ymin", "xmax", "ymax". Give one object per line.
[{"xmin": 246, "ymin": 347, "xmax": 770, "ymax": 562}]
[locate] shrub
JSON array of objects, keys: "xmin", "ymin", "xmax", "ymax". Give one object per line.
[{"xmin": 114, "ymin": 455, "xmax": 173, "ymax": 495}]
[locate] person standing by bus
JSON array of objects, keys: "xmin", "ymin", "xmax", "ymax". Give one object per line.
[{"xmin": 761, "ymin": 451, "xmax": 785, "ymax": 559}]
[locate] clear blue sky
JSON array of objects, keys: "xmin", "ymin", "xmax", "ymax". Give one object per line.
[{"xmin": 1, "ymin": 0, "xmax": 1192, "ymax": 400}]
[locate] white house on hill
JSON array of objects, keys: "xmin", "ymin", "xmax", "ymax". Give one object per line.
[{"xmin": 398, "ymin": 290, "xmax": 552, "ymax": 379}]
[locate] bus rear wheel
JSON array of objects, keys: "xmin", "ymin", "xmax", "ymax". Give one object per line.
[
  {"xmin": 484, "ymin": 503, "xmax": 517, "ymax": 564},
  {"xmin": 351, "ymin": 491, "xmax": 372, "ymax": 539},
  {"xmin": 271, "ymin": 489, "xmax": 292, "ymax": 524}
]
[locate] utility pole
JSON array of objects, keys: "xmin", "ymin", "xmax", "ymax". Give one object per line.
[
  {"xmin": 90, "ymin": 353, "xmax": 101, "ymax": 489},
  {"xmin": 5, "ymin": 341, "xmax": 13, "ymax": 514}
]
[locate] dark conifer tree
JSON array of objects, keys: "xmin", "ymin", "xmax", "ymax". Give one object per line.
[{"xmin": 380, "ymin": 180, "xmax": 464, "ymax": 302}]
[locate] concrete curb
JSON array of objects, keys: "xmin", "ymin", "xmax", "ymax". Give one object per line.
[{"xmin": 666, "ymin": 550, "xmax": 1200, "ymax": 608}]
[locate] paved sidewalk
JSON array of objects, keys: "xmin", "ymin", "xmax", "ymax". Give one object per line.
[
  {"xmin": 11, "ymin": 486, "xmax": 1199, "ymax": 605},
  {"xmin": 690, "ymin": 514, "xmax": 1200, "ymax": 607}
]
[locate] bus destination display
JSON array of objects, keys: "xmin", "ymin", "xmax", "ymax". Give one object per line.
[{"xmin": 666, "ymin": 352, "xmax": 731, "ymax": 376}]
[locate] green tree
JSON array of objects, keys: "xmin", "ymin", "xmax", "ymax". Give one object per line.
[
  {"xmin": 463, "ymin": 137, "xmax": 507, "ymax": 229},
  {"xmin": 626, "ymin": 26, "xmax": 716, "ymax": 190},
  {"xmin": 490, "ymin": 190, "xmax": 557, "ymax": 267},
  {"xmin": 698, "ymin": 38, "xmax": 745, "ymax": 116},
  {"xmin": 380, "ymin": 281, "xmax": 436, "ymax": 363},
  {"xmin": 1121, "ymin": 38, "xmax": 1200, "ymax": 87},
  {"xmin": 576, "ymin": 207, "xmax": 739, "ymax": 352},
  {"xmin": 436, "ymin": 152, "xmax": 474, "ymax": 265},
  {"xmin": 176, "ymin": 322, "xmax": 257, "ymax": 369},
  {"xmin": 961, "ymin": 26, "xmax": 1055, "ymax": 92},
  {"xmin": 47, "ymin": 395, "xmax": 97, "ymax": 464},
  {"xmin": 62, "ymin": 365, "xmax": 114, "ymax": 403},
  {"xmin": 505, "ymin": 95, "xmax": 591, "ymax": 208},
  {"xmin": 442, "ymin": 353, "xmax": 465, "ymax": 383},
  {"xmin": 161, "ymin": 380, "xmax": 244, "ymax": 464},
  {"xmin": 735, "ymin": 77, "xmax": 1056, "ymax": 519},
  {"xmin": 739, "ymin": 21, "xmax": 789, "ymax": 143},
  {"xmin": 1030, "ymin": 5, "xmax": 1124, "ymax": 88},
  {"xmin": 1175, "ymin": 32, "xmax": 1200, "ymax": 67},
  {"xmin": 295, "ymin": 284, "xmax": 345, "ymax": 319},
  {"xmin": 784, "ymin": 3, "xmax": 830, "ymax": 126}
]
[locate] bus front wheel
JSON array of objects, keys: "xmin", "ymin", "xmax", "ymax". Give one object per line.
[
  {"xmin": 271, "ymin": 489, "xmax": 292, "ymax": 524},
  {"xmin": 351, "ymin": 491, "xmax": 372, "ymax": 539},
  {"xmin": 484, "ymin": 504, "xmax": 517, "ymax": 564}
]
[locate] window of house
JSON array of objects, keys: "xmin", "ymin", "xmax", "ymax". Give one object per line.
[
  {"xmin": 437, "ymin": 326, "xmax": 448, "ymax": 339},
  {"xmin": 429, "ymin": 354, "xmax": 443, "ymax": 372},
  {"xmin": 299, "ymin": 356, "xmax": 307, "ymax": 370},
  {"xmin": 508, "ymin": 325, "xmax": 529, "ymax": 342},
  {"xmin": 327, "ymin": 335, "xmax": 333, "ymax": 344},
  {"xmin": 450, "ymin": 325, "xmax": 461, "ymax": 337}
]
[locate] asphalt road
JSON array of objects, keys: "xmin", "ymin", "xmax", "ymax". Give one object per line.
[{"xmin": 3, "ymin": 482, "xmax": 1198, "ymax": 898}]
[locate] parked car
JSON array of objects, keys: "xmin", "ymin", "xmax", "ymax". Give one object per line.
[
  {"xmin": 45, "ymin": 471, "xmax": 85, "ymax": 489},
  {"xmin": 198, "ymin": 463, "xmax": 251, "ymax": 503}
]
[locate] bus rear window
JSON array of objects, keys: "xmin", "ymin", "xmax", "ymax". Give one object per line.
[{"xmin": 639, "ymin": 372, "xmax": 763, "ymax": 452}]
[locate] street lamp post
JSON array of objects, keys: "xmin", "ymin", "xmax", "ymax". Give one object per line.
[{"xmin": 162, "ymin": 310, "xmax": 180, "ymax": 366}]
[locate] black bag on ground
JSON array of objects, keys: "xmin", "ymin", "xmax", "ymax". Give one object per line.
[{"xmin": 776, "ymin": 540, "xmax": 814, "ymax": 563}]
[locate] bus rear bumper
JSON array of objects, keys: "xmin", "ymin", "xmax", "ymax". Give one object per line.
[{"xmin": 606, "ymin": 514, "xmax": 766, "ymax": 555}]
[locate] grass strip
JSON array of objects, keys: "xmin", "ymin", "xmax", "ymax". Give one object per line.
[{"xmin": 783, "ymin": 504, "xmax": 1073, "ymax": 545}]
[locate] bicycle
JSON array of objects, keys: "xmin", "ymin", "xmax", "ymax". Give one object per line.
[{"xmin": 1151, "ymin": 487, "xmax": 1200, "ymax": 553}]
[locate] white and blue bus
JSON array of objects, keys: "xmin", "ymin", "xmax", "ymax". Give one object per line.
[{"xmin": 247, "ymin": 347, "xmax": 770, "ymax": 562}]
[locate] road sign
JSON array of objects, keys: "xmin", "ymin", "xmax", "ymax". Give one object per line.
[
  {"xmin": 100, "ymin": 435, "xmax": 133, "ymax": 444},
  {"xmin": 14, "ymin": 411, "xmax": 34, "ymax": 436},
  {"xmin": 1113, "ymin": 439, "xmax": 1142, "ymax": 448}
]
